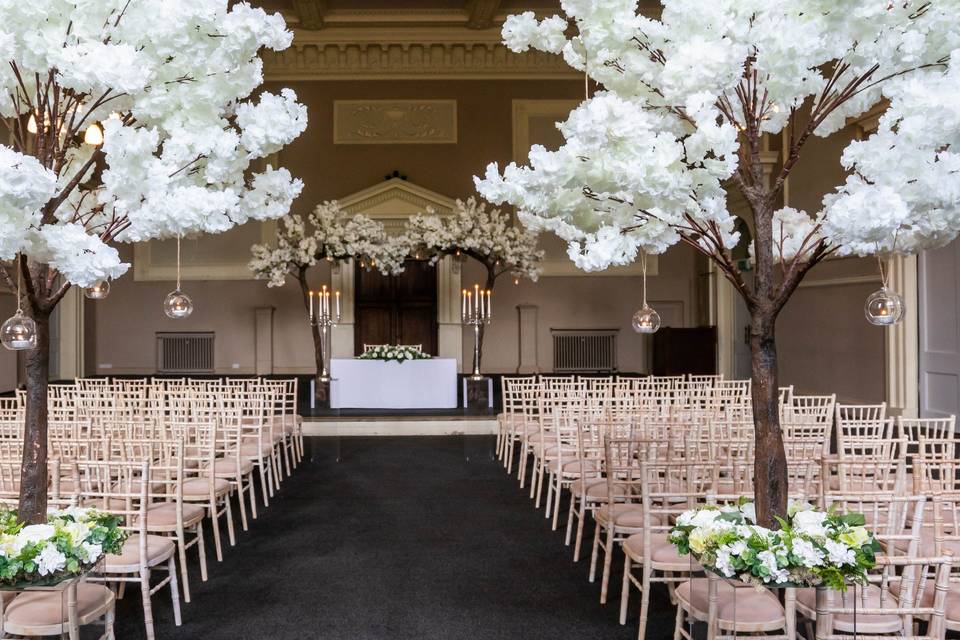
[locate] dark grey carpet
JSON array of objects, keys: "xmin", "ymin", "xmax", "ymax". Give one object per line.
[{"xmin": 113, "ymin": 436, "xmax": 675, "ymax": 640}]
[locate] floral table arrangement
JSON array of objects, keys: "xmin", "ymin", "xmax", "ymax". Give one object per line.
[
  {"xmin": 0, "ymin": 507, "xmax": 127, "ymax": 587},
  {"xmin": 669, "ymin": 501, "xmax": 879, "ymax": 590},
  {"xmin": 358, "ymin": 345, "xmax": 432, "ymax": 364}
]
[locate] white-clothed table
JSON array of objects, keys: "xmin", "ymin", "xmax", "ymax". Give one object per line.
[{"xmin": 329, "ymin": 358, "xmax": 458, "ymax": 409}]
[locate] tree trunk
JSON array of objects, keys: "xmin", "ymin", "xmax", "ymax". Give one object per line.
[
  {"xmin": 749, "ymin": 310, "xmax": 788, "ymax": 528},
  {"xmin": 18, "ymin": 308, "xmax": 49, "ymax": 524}
]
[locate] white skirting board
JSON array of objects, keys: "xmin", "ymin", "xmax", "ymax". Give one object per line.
[{"xmin": 302, "ymin": 418, "xmax": 497, "ymax": 437}]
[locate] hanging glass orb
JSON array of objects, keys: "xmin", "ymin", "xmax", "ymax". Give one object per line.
[
  {"xmin": 864, "ymin": 286, "xmax": 904, "ymax": 326},
  {"xmin": 163, "ymin": 289, "xmax": 194, "ymax": 319},
  {"xmin": 632, "ymin": 304, "xmax": 661, "ymax": 334},
  {"xmin": 1, "ymin": 310, "xmax": 37, "ymax": 351},
  {"xmin": 84, "ymin": 280, "xmax": 110, "ymax": 300}
]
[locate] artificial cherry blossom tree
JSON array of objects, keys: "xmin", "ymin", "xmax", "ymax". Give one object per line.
[
  {"xmin": 250, "ymin": 201, "xmax": 409, "ymax": 386},
  {"xmin": 0, "ymin": 0, "xmax": 308, "ymax": 522},
  {"xmin": 404, "ymin": 197, "xmax": 543, "ymax": 371},
  {"xmin": 476, "ymin": 0, "xmax": 960, "ymax": 526}
]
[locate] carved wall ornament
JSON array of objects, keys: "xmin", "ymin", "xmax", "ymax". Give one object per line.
[{"xmin": 334, "ymin": 100, "xmax": 457, "ymax": 145}]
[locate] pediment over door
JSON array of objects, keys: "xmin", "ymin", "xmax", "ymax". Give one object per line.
[{"xmin": 338, "ymin": 178, "xmax": 456, "ymax": 234}]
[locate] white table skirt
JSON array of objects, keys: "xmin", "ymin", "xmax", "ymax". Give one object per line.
[{"xmin": 329, "ymin": 358, "xmax": 458, "ymax": 409}]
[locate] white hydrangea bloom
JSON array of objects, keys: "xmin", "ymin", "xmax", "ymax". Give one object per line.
[
  {"xmin": 475, "ymin": 0, "xmax": 960, "ymax": 279},
  {"xmin": 403, "ymin": 197, "xmax": 543, "ymax": 283},
  {"xmin": 0, "ymin": 0, "xmax": 307, "ymax": 289},
  {"xmin": 35, "ymin": 543, "xmax": 67, "ymax": 576},
  {"xmin": 824, "ymin": 539, "xmax": 857, "ymax": 567},
  {"xmin": 250, "ymin": 201, "xmax": 410, "ymax": 288}
]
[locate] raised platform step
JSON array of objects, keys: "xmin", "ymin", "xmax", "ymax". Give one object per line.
[{"xmin": 302, "ymin": 414, "xmax": 497, "ymax": 436}]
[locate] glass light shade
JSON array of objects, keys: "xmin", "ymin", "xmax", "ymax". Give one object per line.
[
  {"xmin": 163, "ymin": 289, "xmax": 194, "ymax": 319},
  {"xmin": 632, "ymin": 304, "xmax": 661, "ymax": 334},
  {"xmin": 864, "ymin": 287, "xmax": 904, "ymax": 326},
  {"xmin": 1, "ymin": 310, "xmax": 37, "ymax": 351},
  {"xmin": 84, "ymin": 280, "xmax": 110, "ymax": 300}
]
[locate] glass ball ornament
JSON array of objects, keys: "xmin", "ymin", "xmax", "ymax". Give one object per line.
[
  {"xmin": 632, "ymin": 304, "xmax": 661, "ymax": 334},
  {"xmin": 864, "ymin": 286, "xmax": 904, "ymax": 326},
  {"xmin": 84, "ymin": 280, "xmax": 110, "ymax": 300},
  {"xmin": 163, "ymin": 289, "xmax": 194, "ymax": 319},
  {"xmin": 0, "ymin": 310, "xmax": 38, "ymax": 351}
]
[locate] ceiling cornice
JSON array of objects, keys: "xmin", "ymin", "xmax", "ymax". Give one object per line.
[{"xmin": 262, "ymin": 24, "xmax": 579, "ymax": 81}]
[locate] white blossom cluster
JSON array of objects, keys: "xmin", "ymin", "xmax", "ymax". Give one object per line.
[
  {"xmin": 358, "ymin": 344, "xmax": 431, "ymax": 363},
  {"xmin": 404, "ymin": 197, "xmax": 544, "ymax": 282},
  {"xmin": 0, "ymin": 0, "xmax": 308, "ymax": 287},
  {"xmin": 671, "ymin": 501, "xmax": 877, "ymax": 589},
  {"xmin": 477, "ymin": 1, "xmax": 960, "ymax": 270},
  {"xmin": 249, "ymin": 201, "xmax": 410, "ymax": 287}
]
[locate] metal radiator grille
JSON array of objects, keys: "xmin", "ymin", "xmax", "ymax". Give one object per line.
[
  {"xmin": 551, "ymin": 330, "xmax": 618, "ymax": 373},
  {"xmin": 156, "ymin": 332, "xmax": 215, "ymax": 373}
]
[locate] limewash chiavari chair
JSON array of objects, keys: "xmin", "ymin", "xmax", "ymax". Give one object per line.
[
  {"xmin": 237, "ymin": 389, "xmax": 277, "ymax": 506},
  {"xmin": 279, "ymin": 377, "xmax": 303, "ymax": 466},
  {"xmin": 260, "ymin": 380, "xmax": 293, "ymax": 483},
  {"xmin": 544, "ymin": 393, "xmax": 597, "ymax": 529},
  {"xmin": 901, "ymin": 416, "xmax": 957, "ymax": 444},
  {"xmin": 620, "ymin": 460, "xmax": 714, "ymax": 640},
  {"xmin": 208, "ymin": 392, "xmax": 257, "ymax": 530},
  {"xmin": 793, "ymin": 492, "xmax": 929, "ymax": 638},
  {"xmin": 114, "ymin": 439, "xmax": 207, "ymax": 604},
  {"xmin": 497, "ymin": 377, "xmax": 532, "ymax": 465},
  {"xmin": 835, "ymin": 402, "xmax": 887, "ymax": 426},
  {"xmin": 75, "ymin": 458, "xmax": 181, "ymax": 640},
  {"xmin": 591, "ymin": 438, "xmax": 651, "ymax": 605},
  {"xmin": 531, "ymin": 388, "xmax": 581, "ymax": 510},
  {"xmin": 168, "ymin": 419, "xmax": 236, "ymax": 560},
  {"xmin": 814, "ymin": 554, "xmax": 953, "ymax": 640},
  {"xmin": 782, "ymin": 393, "xmax": 836, "ymax": 428}
]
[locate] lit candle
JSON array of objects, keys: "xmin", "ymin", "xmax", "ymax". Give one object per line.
[
  {"xmin": 475, "ymin": 284, "xmax": 482, "ymax": 317},
  {"xmin": 467, "ymin": 292, "xmax": 472, "ymax": 318},
  {"xmin": 486, "ymin": 290, "xmax": 492, "ymax": 319},
  {"xmin": 461, "ymin": 289, "xmax": 467, "ymax": 320},
  {"xmin": 335, "ymin": 291, "xmax": 341, "ymax": 319},
  {"xmin": 308, "ymin": 291, "xmax": 314, "ymax": 322}
]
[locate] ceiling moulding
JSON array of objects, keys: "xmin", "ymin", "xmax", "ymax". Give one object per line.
[{"xmin": 261, "ymin": 26, "xmax": 580, "ymax": 81}]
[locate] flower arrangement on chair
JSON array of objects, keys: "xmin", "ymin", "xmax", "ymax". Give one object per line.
[
  {"xmin": 0, "ymin": 507, "xmax": 127, "ymax": 587},
  {"xmin": 669, "ymin": 501, "xmax": 879, "ymax": 590},
  {"xmin": 358, "ymin": 345, "xmax": 432, "ymax": 364}
]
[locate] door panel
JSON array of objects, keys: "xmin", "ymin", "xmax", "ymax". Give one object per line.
[
  {"xmin": 920, "ymin": 239, "xmax": 960, "ymax": 418},
  {"xmin": 354, "ymin": 261, "xmax": 438, "ymax": 355}
]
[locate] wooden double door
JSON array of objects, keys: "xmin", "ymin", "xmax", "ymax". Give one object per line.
[{"xmin": 354, "ymin": 260, "xmax": 438, "ymax": 355}]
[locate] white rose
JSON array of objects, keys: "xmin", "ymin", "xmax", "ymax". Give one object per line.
[
  {"xmin": 689, "ymin": 509, "xmax": 721, "ymax": 527},
  {"xmin": 18, "ymin": 524, "xmax": 56, "ymax": 545}
]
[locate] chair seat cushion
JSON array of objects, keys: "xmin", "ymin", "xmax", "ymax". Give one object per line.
[
  {"xmin": 677, "ymin": 578, "xmax": 784, "ymax": 626},
  {"xmin": 5, "ymin": 583, "xmax": 114, "ymax": 627},
  {"xmin": 571, "ymin": 478, "xmax": 612, "ymax": 499},
  {"xmin": 548, "ymin": 459, "xmax": 598, "ymax": 476},
  {"xmin": 105, "ymin": 534, "xmax": 176, "ymax": 570},
  {"xmin": 211, "ymin": 457, "xmax": 254, "ymax": 476},
  {"xmin": 622, "ymin": 533, "xmax": 704, "ymax": 568},
  {"xmin": 240, "ymin": 442, "xmax": 273, "ymax": 458},
  {"xmin": 595, "ymin": 504, "xmax": 655, "ymax": 531},
  {"xmin": 144, "ymin": 502, "xmax": 205, "ymax": 528},
  {"xmin": 796, "ymin": 585, "xmax": 902, "ymax": 632},
  {"xmin": 182, "ymin": 477, "xmax": 231, "ymax": 497}
]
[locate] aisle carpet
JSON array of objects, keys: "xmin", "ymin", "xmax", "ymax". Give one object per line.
[{"xmin": 113, "ymin": 436, "xmax": 674, "ymax": 640}]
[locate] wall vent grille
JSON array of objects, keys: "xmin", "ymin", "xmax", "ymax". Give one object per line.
[
  {"xmin": 156, "ymin": 332, "xmax": 214, "ymax": 373},
  {"xmin": 551, "ymin": 330, "xmax": 618, "ymax": 373}
]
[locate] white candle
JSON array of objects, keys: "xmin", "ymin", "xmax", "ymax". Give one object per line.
[
  {"xmin": 308, "ymin": 291, "xmax": 314, "ymax": 321},
  {"xmin": 486, "ymin": 290, "xmax": 492, "ymax": 319},
  {"xmin": 461, "ymin": 289, "xmax": 467, "ymax": 320},
  {"xmin": 467, "ymin": 292, "xmax": 472, "ymax": 318},
  {"xmin": 335, "ymin": 291, "xmax": 341, "ymax": 319}
]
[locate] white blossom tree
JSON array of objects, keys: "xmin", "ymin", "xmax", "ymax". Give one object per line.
[
  {"xmin": 250, "ymin": 201, "xmax": 409, "ymax": 385},
  {"xmin": 404, "ymin": 197, "xmax": 543, "ymax": 371},
  {"xmin": 476, "ymin": 0, "xmax": 960, "ymax": 526},
  {"xmin": 0, "ymin": 0, "xmax": 308, "ymax": 522}
]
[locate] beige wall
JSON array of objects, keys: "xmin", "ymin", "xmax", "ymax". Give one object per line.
[
  {"xmin": 774, "ymin": 122, "xmax": 886, "ymax": 403},
  {"xmin": 88, "ymin": 79, "xmax": 702, "ymax": 375},
  {"xmin": 0, "ymin": 295, "xmax": 18, "ymax": 392}
]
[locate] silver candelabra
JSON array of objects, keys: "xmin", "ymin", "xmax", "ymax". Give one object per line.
[
  {"xmin": 310, "ymin": 287, "xmax": 341, "ymax": 382},
  {"xmin": 461, "ymin": 285, "xmax": 492, "ymax": 381}
]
